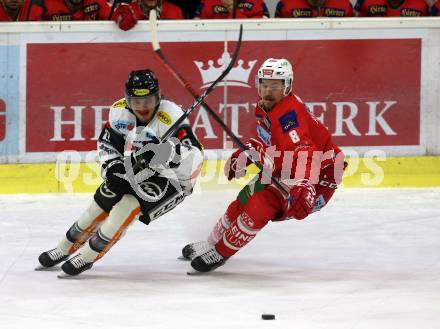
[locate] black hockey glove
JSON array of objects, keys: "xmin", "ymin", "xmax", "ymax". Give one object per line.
[
  {"xmin": 133, "ymin": 138, "xmax": 182, "ymax": 170},
  {"xmin": 105, "ymin": 160, "xmax": 132, "ymax": 194}
]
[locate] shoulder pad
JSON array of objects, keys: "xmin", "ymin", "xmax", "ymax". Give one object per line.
[
  {"xmin": 108, "ymin": 99, "xmax": 136, "ymax": 135},
  {"xmin": 111, "ymin": 98, "xmax": 128, "ymax": 109},
  {"xmin": 155, "ymin": 100, "xmax": 186, "ymax": 126}
]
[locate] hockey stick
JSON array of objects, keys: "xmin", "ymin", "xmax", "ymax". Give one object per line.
[
  {"xmin": 130, "ymin": 12, "xmax": 242, "ymax": 173},
  {"xmin": 150, "ymin": 9, "xmax": 243, "ymax": 142},
  {"xmin": 148, "ymin": 10, "xmax": 289, "ymax": 196},
  {"xmin": 25, "ymin": 0, "xmax": 34, "ymax": 21}
]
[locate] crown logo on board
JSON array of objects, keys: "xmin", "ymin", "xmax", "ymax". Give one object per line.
[{"xmin": 194, "ymin": 51, "xmax": 257, "ymax": 89}]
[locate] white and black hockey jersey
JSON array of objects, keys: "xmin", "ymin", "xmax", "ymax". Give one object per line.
[{"xmin": 97, "ymin": 98, "xmax": 203, "ymax": 190}]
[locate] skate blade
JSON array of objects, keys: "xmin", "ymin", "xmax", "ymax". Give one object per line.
[
  {"xmin": 177, "ymin": 256, "xmax": 191, "ymax": 261},
  {"xmin": 186, "ymin": 270, "xmax": 205, "ymax": 276},
  {"xmin": 35, "ymin": 265, "xmax": 61, "ymax": 271},
  {"xmin": 57, "ymin": 272, "xmax": 78, "ymax": 279}
]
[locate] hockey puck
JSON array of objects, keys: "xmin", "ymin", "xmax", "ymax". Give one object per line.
[{"xmin": 261, "ymin": 314, "xmax": 275, "ymax": 320}]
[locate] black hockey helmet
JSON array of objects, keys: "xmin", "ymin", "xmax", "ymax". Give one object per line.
[{"xmin": 125, "ymin": 69, "xmax": 160, "ymax": 98}]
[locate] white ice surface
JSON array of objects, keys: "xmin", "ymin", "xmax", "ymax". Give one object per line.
[{"xmin": 0, "ymin": 189, "xmax": 439, "ymax": 329}]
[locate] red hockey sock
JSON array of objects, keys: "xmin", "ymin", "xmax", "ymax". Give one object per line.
[
  {"xmin": 215, "ymin": 187, "xmax": 282, "ymax": 258},
  {"xmin": 215, "ymin": 211, "xmax": 261, "ymax": 258},
  {"xmin": 207, "ymin": 199, "xmax": 242, "ymax": 245}
]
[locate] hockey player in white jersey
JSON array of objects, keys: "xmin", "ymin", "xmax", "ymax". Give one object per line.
[{"xmin": 37, "ymin": 69, "xmax": 203, "ymax": 277}]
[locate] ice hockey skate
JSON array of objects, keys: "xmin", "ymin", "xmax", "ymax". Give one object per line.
[
  {"xmin": 35, "ymin": 248, "xmax": 69, "ymax": 271},
  {"xmin": 180, "ymin": 241, "xmax": 211, "ymax": 261},
  {"xmin": 188, "ymin": 247, "xmax": 226, "ymax": 274},
  {"xmin": 58, "ymin": 254, "xmax": 93, "ymax": 278}
]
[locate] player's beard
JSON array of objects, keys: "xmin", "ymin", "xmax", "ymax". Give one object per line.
[{"xmin": 262, "ymin": 96, "xmax": 276, "ymax": 110}]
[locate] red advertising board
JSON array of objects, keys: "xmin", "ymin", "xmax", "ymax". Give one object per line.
[{"xmin": 26, "ymin": 39, "xmax": 421, "ymax": 152}]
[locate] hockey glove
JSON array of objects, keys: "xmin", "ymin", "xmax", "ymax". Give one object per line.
[
  {"xmin": 105, "ymin": 160, "xmax": 132, "ymax": 194},
  {"xmin": 134, "ymin": 138, "xmax": 182, "ymax": 170},
  {"xmin": 282, "ymin": 180, "xmax": 316, "ymax": 220},
  {"xmin": 113, "ymin": 3, "xmax": 138, "ymax": 31},
  {"xmin": 224, "ymin": 138, "xmax": 262, "ymax": 181}
]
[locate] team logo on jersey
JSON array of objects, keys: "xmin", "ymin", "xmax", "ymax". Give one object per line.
[
  {"xmin": 213, "ymin": 5, "xmax": 228, "ymax": 14},
  {"xmin": 291, "ymin": 8, "xmax": 312, "ymax": 17},
  {"xmin": 323, "ymin": 7, "xmax": 346, "ymax": 17},
  {"xmin": 51, "ymin": 13, "xmax": 74, "ymax": 21},
  {"xmin": 238, "ymin": 1, "xmax": 255, "ymax": 11},
  {"xmin": 84, "ymin": 3, "xmax": 99, "ymax": 15},
  {"xmin": 256, "ymin": 124, "xmax": 271, "ymax": 147},
  {"xmin": 279, "ymin": 111, "xmax": 299, "ymax": 133},
  {"xmin": 401, "ymin": 8, "xmax": 423, "ymax": 17},
  {"xmin": 157, "ymin": 111, "xmax": 172, "ymax": 125},
  {"xmin": 368, "ymin": 5, "xmax": 387, "ymax": 16},
  {"xmin": 133, "ymin": 89, "xmax": 150, "ymax": 96}
]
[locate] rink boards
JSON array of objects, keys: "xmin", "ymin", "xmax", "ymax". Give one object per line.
[
  {"xmin": 1, "ymin": 19, "xmax": 440, "ymax": 192},
  {"xmin": 0, "ymin": 156, "xmax": 439, "ymax": 193}
]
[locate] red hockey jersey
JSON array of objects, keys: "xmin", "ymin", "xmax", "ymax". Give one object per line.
[
  {"xmin": 252, "ymin": 94, "xmax": 344, "ymax": 184},
  {"xmin": 195, "ymin": 0, "xmax": 270, "ymax": 19},
  {"xmin": 0, "ymin": 0, "xmax": 43, "ymax": 21},
  {"xmin": 387, "ymin": 0, "xmax": 428, "ymax": 16},
  {"xmin": 354, "ymin": 0, "xmax": 388, "ymax": 16},
  {"xmin": 127, "ymin": 1, "xmax": 184, "ymax": 19},
  {"xmin": 275, "ymin": 0, "xmax": 353, "ymax": 18},
  {"xmin": 44, "ymin": 0, "xmax": 111, "ymax": 21},
  {"xmin": 355, "ymin": 0, "xmax": 428, "ymax": 16}
]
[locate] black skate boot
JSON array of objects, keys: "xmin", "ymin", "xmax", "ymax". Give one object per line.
[
  {"xmin": 190, "ymin": 247, "xmax": 226, "ymax": 273},
  {"xmin": 59, "ymin": 254, "xmax": 93, "ymax": 277},
  {"xmin": 181, "ymin": 241, "xmax": 211, "ymax": 261},
  {"xmin": 36, "ymin": 248, "xmax": 68, "ymax": 269}
]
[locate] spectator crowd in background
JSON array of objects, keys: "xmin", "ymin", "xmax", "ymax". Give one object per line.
[{"xmin": 0, "ymin": 0, "xmax": 439, "ymax": 30}]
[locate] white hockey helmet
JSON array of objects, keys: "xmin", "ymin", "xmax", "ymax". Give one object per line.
[{"xmin": 256, "ymin": 58, "xmax": 293, "ymax": 95}]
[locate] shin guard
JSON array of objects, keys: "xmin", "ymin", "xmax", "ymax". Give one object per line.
[
  {"xmin": 78, "ymin": 194, "xmax": 141, "ymax": 263},
  {"xmin": 60, "ymin": 201, "xmax": 108, "ymax": 255}
]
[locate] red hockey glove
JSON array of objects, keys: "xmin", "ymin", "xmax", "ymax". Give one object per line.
[
  {"xmin": 224, "ymin": 138, "xmax": 262, "ymax": 181},
  {"xmin": 113, "ymin": 4, "xmax": 138, "ymax": 31},
  {"xmin": 283, "ymin": 180, "xmax": 316, "ymax": 220}
]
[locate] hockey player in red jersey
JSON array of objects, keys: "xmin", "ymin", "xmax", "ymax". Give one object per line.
[
  {"xmin": 182, "ymin": 58, "xmax": 345, "ymax": 273},
  {"xmin": 386, "ymin": 0, "xmax": 428, "ymax": 16},
  {"xmin": 275, "ymin": 0, "xmax": 353, "ymax": 18},
  {"xmin": 43, "ymin": 0, "xmax": 112, "ymax": 20},
  {"xmin": 355, "ymin": 0, "xmax": 428, "ymax": 16},
  {"xmin": 0, "ymin": 0, "xmax": 43, "ymax": 21},
  {"xmin": 37, "ymin": 69, "xmax": 203, "ymax": 277},
  {"xmin": 195, "ymin": 0, "xmax": 270, "ymax": 19},
  {"xmin": 113, "ymin": 0, "xmax": 184, "ymax": 31},
  {"xmin": 354, "ymin": 0, "xmax": 388, "ymax": 16}
]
